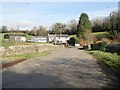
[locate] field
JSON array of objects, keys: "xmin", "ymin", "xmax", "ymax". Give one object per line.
[
  {"xmin": 69, "ymin": 32, "xmax": 111, "ymax": 44},
  {"xmin": 0, "ymin": 33, "xmax": 4, "ymax": 41},
  {"xmin": 69, "ymin": 32, "xmax": 110, "ymax": 38},
  {"xmin": 0, "ymin": 33, "xmax": 4, "ymax": 46},
  {"xmin": 0, "ymin": 33, "xmax": 33, "ymax": 48},
  {"xmin": 92, "ymin": 32, "xmax": 111, "ymax": 38}
]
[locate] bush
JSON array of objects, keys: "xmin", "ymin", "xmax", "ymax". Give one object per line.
[
  {"xmin": 98, "ymin": 41, "xmax": 107, "ymax": 51},
  {"xmin": 69, "ymin": 35, "xmax": 80, "ymax": 44},
  {"xmin": 68, "ymin": 37, "xmax": 75, "ymax": 46},
  {"xmin": 91, "ymin": 41, "xmax": 107, "ymax": 51},
  {"xmin": 68, "ymin": 35, "xmax": 80, "ymax": 45},
  {"xmin": 75, "ymin": 37, "xmax": 79, "ymax": 44}
]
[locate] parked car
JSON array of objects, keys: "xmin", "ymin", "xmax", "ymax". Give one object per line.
[{"xmin": 53, "ymin": 41, "xmax": 63, "ymax": 45}]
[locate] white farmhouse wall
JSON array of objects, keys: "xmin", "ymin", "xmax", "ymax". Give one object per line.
[
  {"xmin": 21, "ymin": 37, "xmax": 26, "ymax": 42},
  {"xmin": 48, "ymin": 35, "xmax": 70, "ymax": 43}
]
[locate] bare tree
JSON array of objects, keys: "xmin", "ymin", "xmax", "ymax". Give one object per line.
[
  {"xmin": 36, "ymin": 26, "xmax": 47, "ymax": 36},
  {"xmin": 67, "ymin": 19, "xmax": 77, "ymax": 35},
  {"xmin": 51, "ymin": 23, "xmax": 66, "ymax": 34}
]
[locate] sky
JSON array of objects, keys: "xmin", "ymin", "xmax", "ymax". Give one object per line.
[{"xmin": 0, "ymin": 1, "xmax": 119, "ymax": 30}]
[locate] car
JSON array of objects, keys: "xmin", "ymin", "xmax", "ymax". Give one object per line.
[{"xmin": 53, "ymin": 41, "xmax": 63, "ymax": 45}]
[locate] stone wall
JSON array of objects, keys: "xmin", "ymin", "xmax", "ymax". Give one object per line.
[
  {"xmin": 0, "ymin": 47, "xmax": 5, "ymax": 57},
  {"xmin": 0, "ymin": 44, "xmax": 64, "ymax": 57}
]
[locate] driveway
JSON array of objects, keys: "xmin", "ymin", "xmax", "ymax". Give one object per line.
[{"xmin": 2, "ymin": 47, "xmax": 120, "ymax": 88}]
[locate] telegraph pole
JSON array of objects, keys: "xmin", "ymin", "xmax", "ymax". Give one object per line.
[{"xmin": 17, "ymin": 25, "xmax": 19, "ymax": 31}]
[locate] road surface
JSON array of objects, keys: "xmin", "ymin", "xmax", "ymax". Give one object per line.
[{"xmin": 2, "ymin": 47, "xmax": 120, "ymax": 88}]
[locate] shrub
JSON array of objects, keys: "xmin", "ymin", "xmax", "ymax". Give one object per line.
[
  {"xmin": 91, "ymin": 41, "xmax": 107, "ymax": 51},
  {"xmin": 98, "ymin": 41, "xmax": 107, "ymax": 51},
  {"xmin": 68, "ymin": 35, "xmax": 80, "ymax": 45},
  {"xmin": 75, "ymin": 37, "xmax": 80, "ymax": 44},
  {"xmin": 68, "ymin": 37, "xmax": 75, "ymax": 46}
]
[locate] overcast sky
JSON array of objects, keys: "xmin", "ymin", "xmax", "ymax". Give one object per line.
[{"xmin": 0, "ymin": 2, "xmax": 118, "ymax": 30}]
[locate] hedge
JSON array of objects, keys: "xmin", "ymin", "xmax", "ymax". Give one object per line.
[{"xmin": 105, "ymin": 44, "xmax": 120, "ymax": 55}]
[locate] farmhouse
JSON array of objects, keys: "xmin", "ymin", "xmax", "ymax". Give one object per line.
[
  {"xmin": 3, "ymin": 33, "xmax": 70, "ymax": 44},
  {"xmin": 48, "ymin": 34, "xmax": 70, "ymax": 43},
  {"xmin": 27, "ymin": 34, "xmax": 69, "ymax": 44}
]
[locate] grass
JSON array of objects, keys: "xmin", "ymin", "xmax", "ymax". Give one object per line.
[
  {"xmin": 69, "ymin": 32, "xmax": 110, "ymax": 41},
  {"xmin": 2, "ymin": 40, "xmax": 19, "ymax": 48},
  {"xmin": 0, "ymin": 33, "xmax": 4, "ymax": 46},
  {"xmin": 89, "ymin": 50, "xmax": 120, "ymax": 73},
  {"xmin": 25, "ymin": 34, "xmax": 32, "ymax": 40},
  {"xmin": 92, "ymin": 32, "xmax": 111, "ymax": 38},
  {"xmin": 69, "ymin": 35, "xmax": 76, "ymax": 38},
  {"xmin": 69, "ymin": 32, "xmax": 110, "ymax": 38},
  {"xmin": 2, "ymin": 40, "xmax": 47, "ymax": 48},
  {"xmin": 2, "ymin": 51, "xmax": 49, "ymax": 61}
]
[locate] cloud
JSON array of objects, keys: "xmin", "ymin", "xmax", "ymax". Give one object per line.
[{"xmin": 17, "ymin": 20, "xmax": 32, "ymax": 27}]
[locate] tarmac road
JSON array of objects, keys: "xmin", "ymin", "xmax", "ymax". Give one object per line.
[{"xmin": 2, "ymin": 47, "xmax": 120, "ymax": 88}]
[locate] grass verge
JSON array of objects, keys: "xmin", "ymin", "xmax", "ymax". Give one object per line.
[
  {"xmin": 89, "ymin": 50, "xmax": 120, "ymax": 73},
  {"xmin": 1, "ymin": 51, "xmax": 51, "ymax": 69},
  {"xmin": 3, "ymin": 51, "xmax": 49, "ymax": 61}
]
